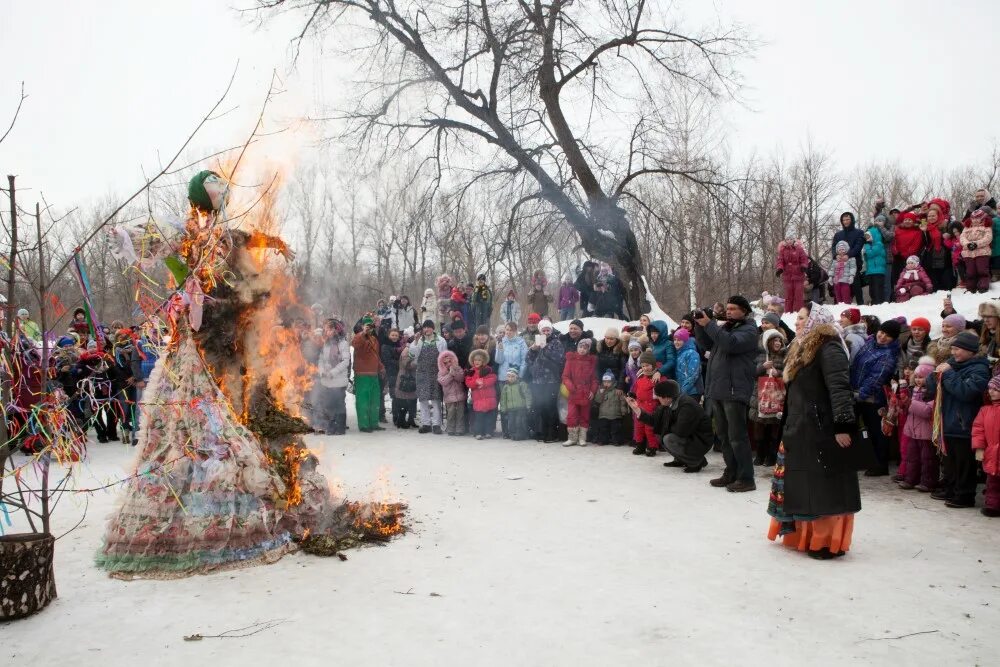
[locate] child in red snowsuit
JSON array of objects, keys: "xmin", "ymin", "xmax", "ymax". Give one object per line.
[
  {"xmin": 631, "ymin": 350, "xmax": 660, "ymax": 456},
  {"xmin": 775, "ymin": 237, "xmax": 809, "ymax": 313},
  {"xmin": 561, "ymin": 338, "xmax": 597, "ymax": 446},
  {"xmin": 973, "ymin": 376, "xmax": 1000, "ymax": 517}
]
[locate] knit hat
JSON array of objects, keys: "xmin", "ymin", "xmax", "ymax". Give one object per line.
[
  {"xmin": 971, "ymin": 208, "xmax": 991, "ymax": 224},
  {"xmin": 507, "ymin": 289, "xmax": 516, "ymax": 299},
  {"xmin": 951, "ymin": 331, "xmax": 980, "ymax": 353},
  {"xmin": 628, "ymin": 339, "xmax": 642, "ymax": 351},
  {"xmin": 603, "ymin": 327, "xmax": 620, "ymax": 340},
  {"xmin": 450, "ymin": 319, "xmax": 467, "ymax": 332},
  {"xmin": 840, "ymin": 308, "xmax": 861, "ymax": 325},
  {"xmin": 577, "ymin": 338, "xmax": 593, "ymax": 352},
  {"xmin": 762, "ymin": 312, "xmax": 781, "ymax": 328},
  {"xmin": 424, "ymin": 288, "xmax": 434, "ymax": 297},
  {"xmin": 878, "ymin": 319, "xmax": 901, "ymax": 340},
  {"xmin": 602, "ymin": 370, "xmax": 615, "ymax": 382},
  {"xmin": 905, "ymin": 255, "xmax": 920, "ymax": 267},
  {"xmin": 475, "ymin": 325, "xmax": 490, "ymax": 336},
  {"xmin": 527, "ymin": 313, "xmax": 541, "ymax": 325},
  {"xmin": 988, "ymin": 375, "xmax": 1000, "ymax": 393},
  {"xmin": 477, "ymin": 273, "xmax": 486, "ymax": 281},
  {"xmin": 653, "ymin": 380, "xmax": 680, "ymax": 399},
  {"xmin": 727, "ymin": 295, "xmax": 751, "ymax": 316},
  {"xmin": 421, "ymin": 319, "xmax": 435, "ymax": 330},
  {"xmin": 469, "ymin": 349, "xmax": 489, "ymax": 366},
  {"xmin": 914, "ymin": 361, "xmax": 934, "ymax": 379},
  {"xmin": 673, "ymin": 328, "xmax": 690, "ymax": 343},
  {"xmin": 570, "ymin": 319, "xmax": 585, "ymax": 330},
  {"xmin": 361, "ymin": 315, "xmax": 374, "ymax": 326},
  {"xmin": 16, "ymin": 308, "xmax": 28, "ymax": 318},
  {"xmin": 943, "ymin": 314, "xmax": 967, "ymax": 330},
  {"xmin": 538, "ymin": 319, "xmax": 553, "ymax": 332},
  {"xmin": 506, "ymin": 366, "xmax": 520, "ymax": 379},
  {"xmin": 56, "ymin": 336, "xmax": 75, "ymax": 348},
  {"xmin": 835, "ymin": 241, "xmax": 850, "ymax": 254},
  {"xmin": 639, "ymin": 350, "xmax": 656, "ymax": 366}
]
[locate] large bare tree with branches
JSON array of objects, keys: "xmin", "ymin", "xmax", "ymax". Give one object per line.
[{"xmin": 258, "ymin": 0, "xmax": 749, "ymax": 315}]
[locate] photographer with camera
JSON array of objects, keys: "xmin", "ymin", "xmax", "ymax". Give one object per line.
[{"xmin": 693, "ymin": 296, "xmax": 759, "ymax": 492}]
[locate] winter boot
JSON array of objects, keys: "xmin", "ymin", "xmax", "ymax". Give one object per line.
[
  {"xmin": 563, "ymin": 427, "xmax": 580, "ymax": 447},
  {"xmin": 432, "ymin": 425, "xmax": 443, "ymax": 435},
  {"xmin": 981, "ymin": 507, "xmax": 1000, "ymax": 518},
  {"xmin": 418, "ymin": 425, "xmax": 431, "ymax": 434},
  {"xmin": 710, "ymin": 470, "xmax": 735, "ymax": 488},
  {"xmin": 632, "ymin": 443, "xmax": 647, "ymax": 455},
  {"xmin": 726, "ymin": 479, "xmax": 757, "ymax": 493}
]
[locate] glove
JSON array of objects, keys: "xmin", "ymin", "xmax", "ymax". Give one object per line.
[
  {"xmin": 899, "ymin": 288, "xmax": 906, "ymax": 294},
  {"xmin": 976, "ymin": 450, "xmax": 985, "ymax": 462},
  {"xmin": 967, "ymin": 242, "xmax": 977, "ymax": 250},
  {"xmin": 775, "ymin": 269, "xmax": 783, "ymax": 277}
]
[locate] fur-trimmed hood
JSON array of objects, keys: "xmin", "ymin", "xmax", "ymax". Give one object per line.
[{"xmin": 783, "ymin": 323, "xmax": 844, "ymax": 384}]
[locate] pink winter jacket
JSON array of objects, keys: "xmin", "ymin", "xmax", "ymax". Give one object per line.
[
  {"xmin": 775, "ymin": 241, "xmax": 809, "ymax": 282},
  {"xmin": 972, "ymin": 403, "xmax": 1000, "ymax": 476},
  {"xmin": 895, "ymin": 266, "xmax": 933, "ymax": 297},
  {"xmin": 903, "ymin": 387, "xmax": 934, "ymax": 441},
  {"xmin": 960, "ymin": 225, "xmax": 993, "ymax": 259},
  {"xmin": 437, "ymin": 351, "xmax": 468, "ymax": 403}
]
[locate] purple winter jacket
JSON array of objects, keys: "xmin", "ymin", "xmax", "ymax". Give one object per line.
[{"xmin": 558, "ymin": 284, "xmax": 579, "ymax": 310}]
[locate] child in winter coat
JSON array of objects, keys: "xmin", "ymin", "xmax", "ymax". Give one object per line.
[
  {"xmin": 437, "ymin": 350, "xmax": 467, "ymax": 436},
  {"xmin": 528, "ymin": 283, "xmax": 552, "ymax": 318},
  {"xmin": 631, "ymin": 350, "xmax": 660, "ymax": 456},
  {"xmin": 973, "ymin": 375, "xmax": 1000, "ymax": 517},
  {"xmin": 900, "ymin": 358, "xmax": 937, "ymax": 491},
  {"xmin": 499, "ymin": 290, "xmax": 521, "ymax": 325},
  {"xmin": 749, "ymin": 329, "xmax": 786, "ymax": 466},
  {"xmin": 420, "ymin": 288, "xmax": 438, "ymax": 327},
  {"xmin": 863, "ymin": 225, "xmax": 888, "ymax": 305},
  {"xmin": 393, "ymin": 347, "xmax": 418, "ymax": 428},
  {"xmin": 961, "ymin": 209, "xmax": 995, "ymax": 293},
  {"xmin": 465, "ymin": 349, "xmax": 498, "ymax": 439},
  {"xmin": 561, "ymin": 338, "xmax": 598, "ymax": 446},
  {"xmin": 499, "ymin": 367, "xmax": 532, "ymax": 440},
  {"xmin": 558, "ymin": 274, "xmax": 580, "ymax": 321},
  {"xmin": 436, "ymin": 274, "xmax": 454, "ymax": 324},
  {"xmin": 895, "ymin": 255, "xmax": 934, "ymax": 302},
  {"xmin": 592, "ymin": 370, "xmax": 629, "ymax": 445},
  {"xmin": 774, "ymin": 236, "xmax": 809, "ymax": 312},
  {"xmin": 623, "ymin": 339, "xmax": 643, "ymax": 392},
  {"xmin": 828, "ymin": 240, "xmax": 857, "ymax": 304},
  {"xmin": 672, "ymin": 328, "xmax": 702, "ymax": 400}
]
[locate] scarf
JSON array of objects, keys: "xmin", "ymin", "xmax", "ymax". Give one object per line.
[{"xmin": 902, "ymin": 268, "xmax": 919, "ymax": 281}]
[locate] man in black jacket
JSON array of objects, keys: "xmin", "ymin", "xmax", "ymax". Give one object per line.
[
  {"xmin": 626, "ymin": 380, "xmax": 713, "ymax": 472},
  {"xmin": 693, "ymin": 295, "xmax": 759, "ymax": 492}
]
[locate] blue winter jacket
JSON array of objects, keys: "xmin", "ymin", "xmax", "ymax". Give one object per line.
[
  {"xmin": 674, "ymin": 339, "xmax": 703, "ymax": 396},
  {"xmin": 849, "ymin": 337, "xmax": 900, "ymax": 405},
  {"xmin": 495, "ymin": 334, "xmax": 528, "ymax": 379},
  {"xmin": 649, "ymin": 320, "xmax": 676, "ymax": 378},
  {"xmin": 925, "ymin": 355, "xmax": 991, "ymax": 437},
  {"xmin": 863, "ymin": 225, "xmax": 887, "ymax": 276}
]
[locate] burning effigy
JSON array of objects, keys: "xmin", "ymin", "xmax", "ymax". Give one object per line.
[{"xmin": 95, "ymin": 170, "xmax": 404, "ymax": 579}]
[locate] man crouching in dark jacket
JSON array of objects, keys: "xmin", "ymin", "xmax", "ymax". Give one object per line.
[{"xmin": 626, "ymin": 380, "xmax": 714, "ymax": 473}]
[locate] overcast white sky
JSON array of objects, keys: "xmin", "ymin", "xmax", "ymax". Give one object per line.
[{"xmin": 1, "ymin": 0, "xmax": 998, "ymax": 209}]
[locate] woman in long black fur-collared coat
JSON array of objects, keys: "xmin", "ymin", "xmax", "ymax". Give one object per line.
[{"xmin": 767, "ymin": 302, "xmax": 860, "ymax": 560}]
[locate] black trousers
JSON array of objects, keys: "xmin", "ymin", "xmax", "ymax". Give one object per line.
[
  {"xmin": 591, "ymin": 417, "xmax": 623, "ymax": 445},
  {"xmin": 857, "ymin": 401, "xmax": 889, "ymax": 470},
  {"xmin": 529, "ymin": 382, "xmax": 559, "ymax": 440},
  {"xmin": 867, "ymin": 274, "xmax": 885, "ymax": 305},
  {"xmin": 941, "ymin": 436, "xmax": 977, "ymax": 502}
]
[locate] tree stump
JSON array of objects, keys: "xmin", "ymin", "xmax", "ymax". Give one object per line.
[{"xmin": 0, "ymin": 533, "xmax": 57, "ymax": 620}]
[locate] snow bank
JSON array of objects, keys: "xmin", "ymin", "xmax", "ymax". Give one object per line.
[
  {"xmin": 549, "ymin": 276, "xmax": 678, "ymax": 335},
  {"xmin": 772, "ymin": 283, "xmax": 1000, "ymax": 337}
]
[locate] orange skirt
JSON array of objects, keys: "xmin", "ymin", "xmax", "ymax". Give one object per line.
[{"xmin": 767, "ymin": 514, "xmax": 854, "ymax": 554}]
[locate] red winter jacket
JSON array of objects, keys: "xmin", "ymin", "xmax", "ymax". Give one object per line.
[
  {"xmin": 464, "ymin": 366, "xmax": 497, "ymax": 412},
  {"xmin": 775, "ymin": 241, "xmax": 809, "ymax": 282},
  {"xmin": 562, "ymin": 352, "xmax": 597, "ymax": 405},
  {"xmin": 634, "ymin": 373, "xmax": 657, "ymax": 412},
  {"xmin": 973, "ymin": 404, "xmax": 1000, "ymax": 476},
  {"xmin": 893, "ymin": 224, "xmax": 925, "ymax": 260}
]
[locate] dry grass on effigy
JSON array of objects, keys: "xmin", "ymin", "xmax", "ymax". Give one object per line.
[{"xmin": 299, "ymin": 501, "xmax": 409, "ymax": 558}]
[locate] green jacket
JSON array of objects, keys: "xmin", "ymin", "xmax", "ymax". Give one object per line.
[
  {"xmin": 593, "ymin": 387, "xmax": 629, "ymax": 419},
  {"xmin": 499, "ymin": 381, "xmax": 531, "ymax": 413}
]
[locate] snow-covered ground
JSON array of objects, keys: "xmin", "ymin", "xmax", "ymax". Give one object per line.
[{"xmin": 6, "ymin": 423, "xmax": 1000, "ymax": 665}]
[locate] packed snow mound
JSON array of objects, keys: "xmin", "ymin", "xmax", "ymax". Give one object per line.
[{"xmin": 775, "ymin": 283, "xmax": 1000, "ymax": 337}]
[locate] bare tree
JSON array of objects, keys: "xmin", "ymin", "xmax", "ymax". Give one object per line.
[{"xmin": 258, "ymin": 0, "xmax": 750, "ymax": 316}]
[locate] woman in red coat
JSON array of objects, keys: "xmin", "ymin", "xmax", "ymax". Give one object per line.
[
  {"xmin": 775, "ymin": 237, "xmax": 810, "ymax": 312},
  {"xmin": 561, "ymin": 338, "xmax": 597, "ymax": 446}
]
